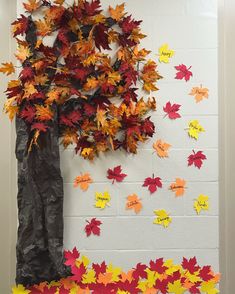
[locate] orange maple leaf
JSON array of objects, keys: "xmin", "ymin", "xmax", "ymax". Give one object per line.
[
  {"xmin": 97, "ymin": 272, "xmax": 113, "ymax": 286},
  {"xmin": 35, "ymin": 19, "xmax": 52, "ymax": 37},
  {"xmin": 169, "ymin": 178, "xmax": 186, "ymax": 197},
  {"xmin": 109, "ymin": 3, "xmax": 126, "ymax": 21},
  {"xmin": 73, "ymin": 173, "xmax": 93, "ymax": 191},
  {"xmin": 23, "ymin": 0, "xmax": 40, "ymax": 13},
  {"xmin": 126, "ymin": 194, "xmax": 142, "ymax": 214},
  {"xmin": 153, "ymin": 139, "xmax": 171, "ymax": 158},
  {"xmin": 35, "ymin": 105, "xmax": 53, "ymax": 121},
  {"xmin": 189, "ymin": 85, "xmax": 209, "ymax": 103},
  {"xmin": 61, "ymin": 129, "xmax": 78, "ymax": 148},
  {"xmin": 15, "ymin": 45, "xmax": 31, "ymax": 62},
  {"xmin": 0, "ymin": 62, "xmax": 15, "ymax": 76},
  {"xmin": 120, "ymin": 270, "xmax": 134, "ymax": 282}
]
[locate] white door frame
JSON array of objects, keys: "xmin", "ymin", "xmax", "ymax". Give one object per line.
[{"xmin": 219, "ymin": 0, "xmax": 235, "ymax": 293}]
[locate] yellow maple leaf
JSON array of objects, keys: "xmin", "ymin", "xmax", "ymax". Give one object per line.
[
  {"xmin": 153, "ymin": 209, "xmax": 172, "ymax": 228},
  {"xmin": 0, "ymin": 62, "xmax": 15, "ymax": 76},
  {"xmin": 84, "ymin": 77, "xmax": 99, "ymax": 91},
  {"xmin": 188, "ymin": 120, "xmax": 205, "ymax": 140},
  {"xmin": 23, "ymin": 0, "xmax": 40, "ymax": 12},
  {"xmin": 15, "ymin": 45, "xmax": 31, "ymax": 62},
  {"xmin": 158, "ymin": 43, "xmax": 175, "ymax": 63},
  {"xmin": 96, "ymin": 107, "xmax": 107, "ymax": 129},
  {"xmin": 81, "ymin": 148, "xmax": 95, "ymax": 160},
  {"xmin": 82, "ymin": 269, "xmax": 96, "ymax": 284},
  {"xmin": 200, "ymin": 281, "xmax": 219, "ymax": 294},
  {"xmin": 167, "ymin": 280, "xmax": 186, "ymax": 294},
  {"xmin": 117, "ymin": 291, "xmax": 130, "ymax": 294},
  {"xmin": 12, "ymin": 284, "xmax": 30, "ymax": 294},
  {"xmin": 108, "ymin": 71, "xmax": 121, "ymax": 85},
  {"xmin": 189, "ymin": 85, "xmax": 209, "ymax": 103},
  {"xmin": 194, "ymin": 194, "xmax": 209, "ymax": 214},
  {"xmin": 95, "ymin": 191, "xmax": 111, "ymax": 209},
  {"xmin": 4, "ymin": 97, "xmax": 18, "ymax": 121},
  {"xmin": 107, "ymin": 263, "xmax": 122, "ymax": 282},
  {"xmin": 74, "ymin": 173, "xmax": 93, "ymax": 191},
  {"xmin": 153, "ymin": 139, "xmax": 171, "ymax": 158},
  {"xmin": 109, "ymin": 3, "xmax": 126, "ymax": 21}
]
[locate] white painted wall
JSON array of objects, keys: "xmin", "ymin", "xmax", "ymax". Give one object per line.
[{"xmin": 60, "ymin": 0, "xmax": 219, "ymax": 271}]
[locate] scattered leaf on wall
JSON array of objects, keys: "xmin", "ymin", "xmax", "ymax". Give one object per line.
[
  {"xmin": 126, "ymin": 194, "xmax": 142, "ymax": 214},
  {"xmin": 187, "ymin": 119, "xmax": 205, "ymax": 140},
  {"xmin": 153, "ymin": 139, "xmax": 171, "ymax": 158},
  {"xmin": 85, "ymin": 218, "xmax": 102, "ymax": 237},
  {"xmin": 107, "ymin": 165, "xmax": 127, "ymax": 184},
  {"xmin": 169, "ymin": 178, "xmax": 186, "ymax": 197},
  {"xmin": 175, "ymin": 64, "xmax": 193, "ymax": 82},
  {"xmin": 153, "ymin": 209, "xmax": 172, "ymax": 228},
  {"xmin": 189, "ymin": 85, "xmax": 209, "ymax": 103},
  {"xmin": 188, "ymin": 150, "xmax": 207, "ymax": 169},
  {"xmin": 74, "ymin": 173, "xmax": 93, "ymax": 191},
  {"xmin": 158, "ymin": 43, "xmax": 175, "ymax": 63},
  {"xmin": 143, "ymin": 175, "xmax": 162, "ymax": 194},
  {"xmin": 163, "ymin": 101, "xmax": 181, "ymax": 120},
  {"xmin": 95, "ymin": 191, "xmax": 111, "ymax": 209},
  {"xmin": 194, "ymin": 194, "xmax": 209, "ymax": 214}
]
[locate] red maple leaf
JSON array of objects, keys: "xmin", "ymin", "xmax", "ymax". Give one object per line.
[
  {"xmin": 64, "ymin": 247, "xmax": 80, "ymax": 267},
  {"xmin": 41, "ymin": 286, "xmax": 57, "ymax": 294},
  {"xmin": 199, "ymin": 266, "xmax": 214, "ymax": 281},
  {"xmin": 155, "ymin": 278, "xmax": 168, "ymax": 294},
  {"xmin": 188, "ymin": 150, "xmax": 207, "ymax": 169},
  {"xmin": 12, "ymin": 14, "xmax": 28, "ymax": 37},
  {"xmin": 58, "ymin": 287, "xmax": 70, "ymax": 294},
  {"xmin": 92, "ymin": 261, "xmax": 107, "ymax": 277},
  {"xmin": 83, "ymin": 0, "xmax": 101, "ymax": 16},
  {"xmin": 141, "ymin": 117, "xmax": 155, "ymax": 136},
  {"xmin": 73, "ymin": 68, "xmax": 90, "ymax": 81},
  {"xmin": 31, "ymin": 122, "xmax": 48, "ymax": 132},
  {"xmin": 175, "ymin": 64, "xmax": 193, "ymax": 82},
  {"xmin": 84, "ymin": 103, "xmax": 96, "ymax": 116},
  {"xmin": 20, "ymin": 105, "xmax": 36, "ymax": 123},
  {"xmin": 94, "ymin": 23, "xmax": 111, "ymax": 50},
  {"xmin": 149, "ymin": 258, "xmax": 167, "ymax": 274},
  {"xmin": 120, "ymin": 15, "xmax": 142, "ymax": 33},
  {"xmin": 107, "ymin": 165, "xmax": 127, "ymax": 184},
  {"xmin": 71, "ymin": 263, "xmax": 86, "ymax": 282},
  {"xmin": 189, "ymin": 285, "xmax": 201, "ymax": 294},
  {"xmin": 20, "ymin": 66, "xmax": 34, "ymax": 80},
  {"xmin": 132, "ymin": 263, "xmax": 147, "ymax": 280},
  {"xmin": 163, "ymin": 101, "xmax": 181, "ymax": 119},
  {"xmin": 85, "ymin": 218, "xmax": 102, "ymax": 237},
  {"xmin": 60, "ymin": 110, "xmax": 81, "ymax": 127},
  {"xmin": 142, "ymin": 175, "xmax": 162, "ymax": 194},
  {"xmin": 182, "ymin": 257, "xmax": 200, "ymax": 274}
]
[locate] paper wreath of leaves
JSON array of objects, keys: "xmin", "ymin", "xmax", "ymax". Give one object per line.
[{"xmin": 1, "ymin": 0, "xmax": 162, "ymax": 160}]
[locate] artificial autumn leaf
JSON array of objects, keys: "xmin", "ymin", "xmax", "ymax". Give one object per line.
[
  {"xmin": 120, "ymin": 15, "xmax": 142, "ymax": 34},
  {"xmin": 94, "ymin": 23, "xmax": 111, "ymax": 50},
  {"xmin": 74, "ymin": 173, "xmax": 93, "ymax": 191},
  {"xmin": 153, "ymin": 209, "xmax": 172, "ymax": 228},
  {"xmin": 15, "ymin": 44, "xmax": 30, "ymax": 62},
  {"xmin": 107, "ymin": 165, "xmax": 127, "ymax": 184},
  {"xmin": 126, "ymin": 194, "xmax": 142, "ymax": 214},
  {"xmin": 188, "ymin": 150, "xmax": 207, "ymax": 169},
  {"xmin": 35, "ymin": 19, "xmax": 52, "ymax": 37},
  {"xmin": 12, "ymin": 14, "xmax": 29, "ymax": 37},
  {"xmin": 54, "ymin": 0, "xmax": 65, "ymax": 5},
  {"xmin": 109, "ymin": 3, "xmax": 125, "ymax": 21},
  {"xmin": 158, "ymin": 44, "xmax": 174, "ymax": 63},
  {"xmin": 167, "ymin": 280, "xmax": 186, "ymax": 294},
  {"xmin": 12, "ymin": 284, "xmax": 31, "ymax": 294},
  {"xmin": 4, "ymin": 97, "xmax": 18, "ymax": 121},
  {"xmin": 23, "ymin": 0, "xmax": 40, "ymax": 13},
  {"xmin": 153, "ymin": 139, "xmax": 171, "ymax": 158},
  {"xmin": 0, "ymin": 62, "xmax": 15, "ymax": 76},
  {"xmin": 35, "ymin": 105, "xmax": 53, "ymax": 121},
  {"xmin": 188, "ymin": 120, "xmax": 205, "ymax": 140},
  {"xmin": 143, "ymin": 175, "xmax": 162, "ymax": 194},
  {"xmin": 20, "ymin": 105, "xmax": 36, "ymax": 123},
  {"xmin": 175, "ymin": 64, "xmax": 193, "ymax": 82},
  {"xmin": 194, "ymin": 194, "xmax": 209, "ymax": 214},
  {"xmin": 163, "ymin": 101, "xmax": 181, "ymax": 119},
  {"xmin": 189, "ymin": 85, "xmax": 209, "ymax": 103},
  {"xmin": 95, "ymin": 191, "xmax": 111, "ymax": 209},
  {"xmin": 31, "ymin": 122, "xmax": 48, "ymax": 132},
  {"xmin": 85, "ymin": 218, "xmax": 102, "ymax": 237},
  {"xmin": 169, "ymin": 178, "xmax": 186, "ymax": 197}
]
